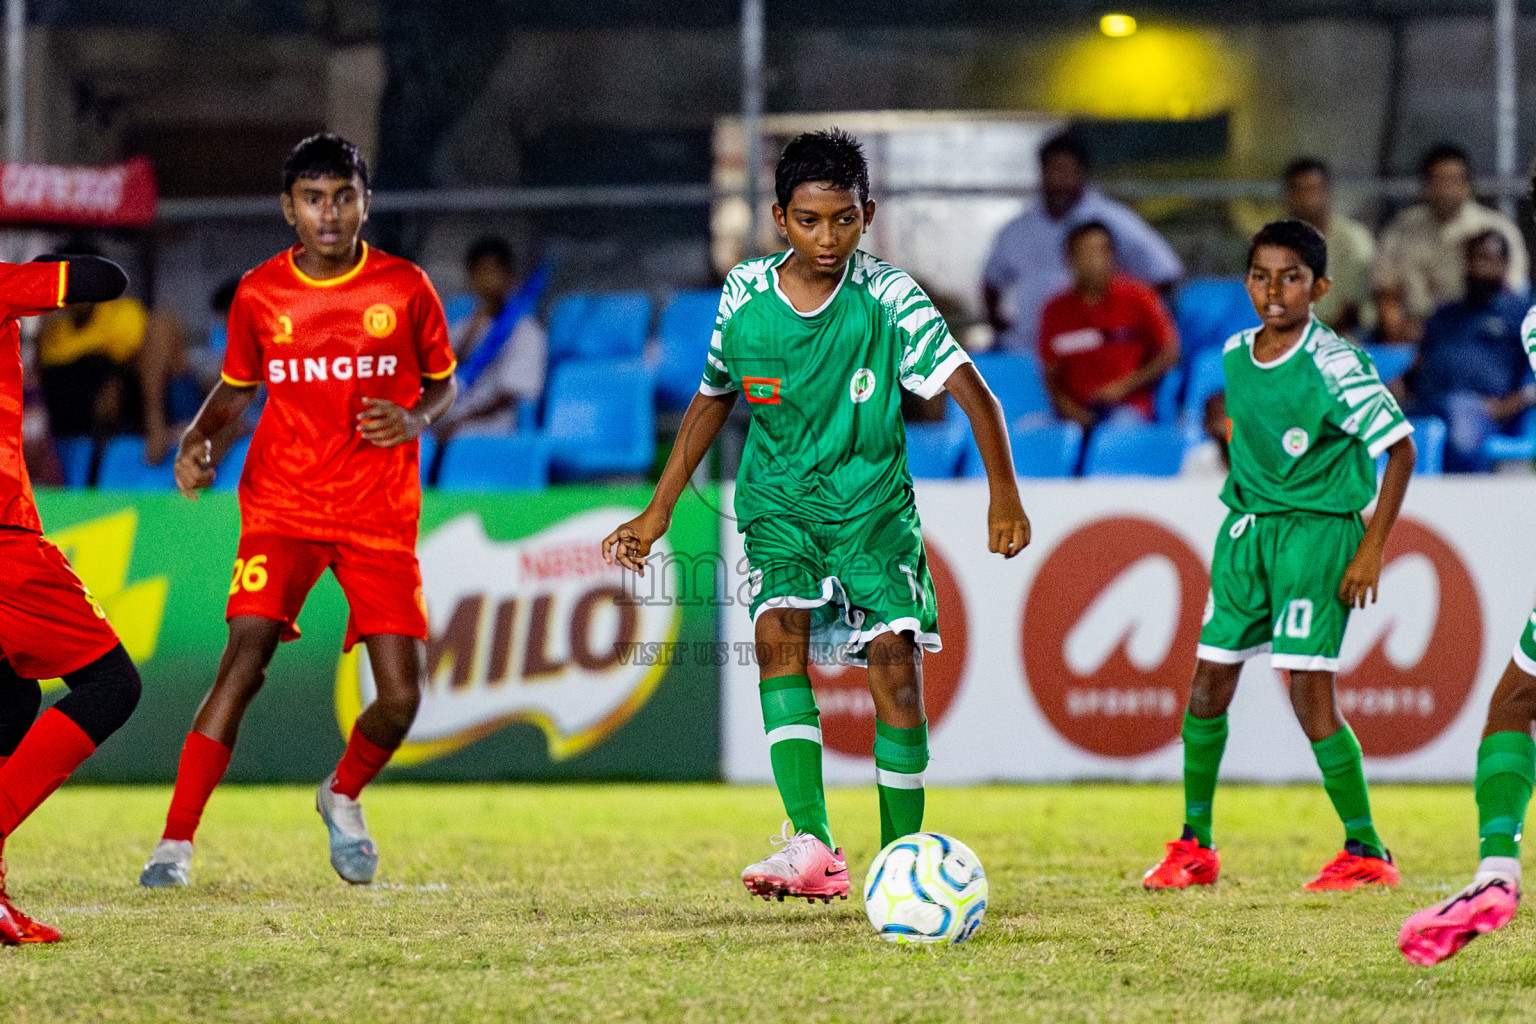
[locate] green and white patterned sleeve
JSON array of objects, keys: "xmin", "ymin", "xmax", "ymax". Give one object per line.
[
  {"xmin": 1521, "ymin": 305, "xmax": 1536, "ymax": 376},
  {"xmin": 1315, "ymin": 330, "xmax": 1413, "ymax": 458},
  {"xmin": 699, "ymin": 268, "xmax": 751, "ymax": 397},
  {"xmin": 871, "ymin": 263, "xmax": 971, "ymax": 399}
]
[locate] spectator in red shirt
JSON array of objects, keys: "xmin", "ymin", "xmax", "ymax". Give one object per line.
[{"xmin": 1039, "ymin": 221, "xmax": 1180, "ymax": 427}]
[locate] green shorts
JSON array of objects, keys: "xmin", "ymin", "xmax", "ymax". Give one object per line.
[
  {"xmin": 743, "ymin": 499, "xmax": 940, "ymax": 662},
  {"xmin": 1199, "ymin": 508, "xmax": 1365, "ymax": 672}
]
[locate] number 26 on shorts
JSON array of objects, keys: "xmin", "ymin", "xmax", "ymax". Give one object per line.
[{"xmin": 229, "ymin": 554, "xmax": 269, "ymax": 595}]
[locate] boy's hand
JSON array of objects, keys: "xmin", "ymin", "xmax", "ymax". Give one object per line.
[
  {"xmin": 603, "ymin": 508, "xmax": 671, "ymax": 576},
  {"xmin": 358, "ymin": 398, "xmax": 424, "ymax": 448},
  {"xmin": 174, "ymin": 438, "xmax": 215, "ymax": 500},
  {"xmin": 1339, "ymin": 538, "xmax": 1385, "ymax": 608},
  {"xmin": 988, "ymin": 494, "xmax": 1031, "ymax": 559}
]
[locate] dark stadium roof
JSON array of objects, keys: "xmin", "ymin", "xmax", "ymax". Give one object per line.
[{"xmin": 28, "ymin": 0, "xmax": 1536, "ymax": 35}]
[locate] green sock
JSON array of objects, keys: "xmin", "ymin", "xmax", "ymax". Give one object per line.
[
  {"xmin": 1182, "ymin": 712, "xmax": 1228, "ymax": 849},
  {"xmin": 873, "ymin": 719, "xmax": 928, "ymax": 848},
  {"xmin": 1476, "ymin": 731, "xmax": 1536, "ymax": 859},
  {"xmin": 1311, "ymin": 725, "xmax": 1385, "ymax": 858},
  {"xmin": 759, "ymin": 675, "xmax": 832, "ymax": 848}
]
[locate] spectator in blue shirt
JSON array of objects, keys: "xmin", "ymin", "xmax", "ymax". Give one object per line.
[
  {"xmin": 982, "ymin": 132, "xmax": 1183, "ymax": 355},
  {"xmin": 1404, "ymin": 229, "xmax": 1533, "ymax": 472}
]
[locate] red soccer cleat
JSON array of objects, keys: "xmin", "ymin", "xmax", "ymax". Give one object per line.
[
  {"xmin": 1143, "ymin": 837, "xmax": 1220, "ymax": 889},
  {"xmin": 740, "ymin": 821, "xmax": 849, "ymax": 904},
  {"xmin": 0, "ymin": 860, "xmax": 60, "ymax": 944},
  {"xmin": 1303, "ymin": 841, "xmax": 1400, "ymax": 892}
]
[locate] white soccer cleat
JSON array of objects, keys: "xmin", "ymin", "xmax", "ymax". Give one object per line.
[
  {"xmin": 139, "ymin": 839, "xmax": 194, "ymax": 888},
  {"xmin": 740, "ymin": 821, "xmax": 848, "ymax": 903},
  {"xmin": 316, "ymin": 774, "xmax": 379, "ymax": 885}
]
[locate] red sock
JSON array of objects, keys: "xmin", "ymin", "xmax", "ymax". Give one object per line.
[
  {"xmin": 162, "ymin": 732, "xmax": 233, "ymax": 842},
  {"xmin": 0, "ymin": 709, "xmax": 96, "ymax": 837},
  {"xmin": 330, "ymin": 728, "xmax": 394, "ymax": 800}
]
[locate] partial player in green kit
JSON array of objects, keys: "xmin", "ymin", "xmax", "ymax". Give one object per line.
[
  {"xmin": 602, "ymin": 129, "xmax": 1030, "ymax": 904},
  {"xmin": 1142, "ymin": 219, "xmax": 1417, "ymax": 893}
]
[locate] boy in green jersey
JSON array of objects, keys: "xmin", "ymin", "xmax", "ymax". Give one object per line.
[
  {"xmin": 1398, "ymin": 179, "xmax": 1536, "ymax": 965},
  {"xmin": 1143, "ymin": 220, "xmax": 1417, "ymax": 893},
  {"xmin": 602, "ymin": 130, "xmax": 1030, "ymax": 903}
]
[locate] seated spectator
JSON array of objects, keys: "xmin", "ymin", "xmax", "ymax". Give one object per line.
[
  {"xmin": 983, "ymin": 131, "xmax": 1182, "ymax": 355},
  {"xmin": 437, "ymin": 236, "xmax": 546, "ymax": 438},
  {"xmin": 1180, "ymin": 392, "xmax": 1230, "ymax": 479},
  {"xmin": 1283, "ymin": 157, "xmax": 1375, "ymax": 336},
  {"xmin": 36, "ymin": 240, "xmax": 198, "ymax": 463},
  {"xmin": 1402, "ymin": 230, "xmax": 1532, "ymax": 472},
  {"xmin": 1038, "ymin": 222, "xmax": 1180, "ymax": 427},
  {"xmin": 1374, "ymin": 143, "xmax": 1528, "ymax": 344}
]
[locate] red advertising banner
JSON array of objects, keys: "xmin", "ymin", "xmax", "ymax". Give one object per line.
[{"xmin": 0, "ymin": 156, "xmax": 157, "ymax": 228}]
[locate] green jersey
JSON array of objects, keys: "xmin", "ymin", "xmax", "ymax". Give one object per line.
[
  {"xmin": 1220, "ymin": 317, "xmax": 1412, "ymax": 515},
  {"xmin": 701, "ymin": 249, "xmax": 970, "ymax": 527}
]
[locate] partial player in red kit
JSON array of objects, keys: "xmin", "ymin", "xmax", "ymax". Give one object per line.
[
  {"xmin": 0, "ymin": 251, "xmax": 142, "ymax": 942},
  {"xmin": 138, "ymin": 134, "xmax": 456, "ymax": 888}
]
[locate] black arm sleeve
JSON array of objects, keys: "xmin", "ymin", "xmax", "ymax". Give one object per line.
[{"xmin": 32, "ymin": 254, "xmax": 129, "ymax": 304}]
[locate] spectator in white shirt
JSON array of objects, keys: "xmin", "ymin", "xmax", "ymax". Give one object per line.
[
  {"xmin": 982, "ymin": 132, "xmax": 1183, "ymax": 355},
  {"xmin": 438, "ymin": 236, "xmax": 546, "ymax": 437}
]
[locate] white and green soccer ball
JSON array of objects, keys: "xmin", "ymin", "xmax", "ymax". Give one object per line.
[{"xmin": 862, "ymin": 832, "xmax": 987, "ymax": 944}]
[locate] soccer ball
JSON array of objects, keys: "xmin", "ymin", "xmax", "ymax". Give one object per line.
[{"xmin": 862, "ymin": 832, "xmax": 987, "ymax": 944}]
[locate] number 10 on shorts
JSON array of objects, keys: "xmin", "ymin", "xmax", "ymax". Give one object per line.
[
  {"xmin": 1274, "ymin": 598, "xmax": 1313, "ymax": 639},
  {"xmin": 230, "ymin": 554, "xmax": 269, "ymax": 595}
]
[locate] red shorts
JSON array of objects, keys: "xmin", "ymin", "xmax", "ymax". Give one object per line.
[
  {"xmin": 225, "ymin": 532, "xmax": 428, "ymax": 651},
  {"xmin": 0, "ymin": 527, "xmax": 120, "ymax": 679}
]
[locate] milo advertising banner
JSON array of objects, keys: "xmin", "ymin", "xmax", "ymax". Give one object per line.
[{"xmin": 33, "ymin": 486, "xmax": 720, "ymax": 782}]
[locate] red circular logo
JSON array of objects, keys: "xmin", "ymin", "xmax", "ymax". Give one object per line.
[
  {"xmin": 807, "ymin": 540, "xmax": 968, "ymax": 757},
  {"xmin": 1022, "ymin": 517, "xmax": 1206, "ymax": 757},
  {"xmin": 1336, "ymin": 518, "xmax": 1482, "ymax": 756}
]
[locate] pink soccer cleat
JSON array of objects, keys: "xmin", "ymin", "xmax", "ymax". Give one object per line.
[
  {"xmin": 1398, "ymin": 877, "xmax": 1520, "ymax": 966},
  {"xmin": 740, "ymin": 821, "xmax": 849, "ymax": 904}
]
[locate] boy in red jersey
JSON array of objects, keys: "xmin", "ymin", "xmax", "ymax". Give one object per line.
[
  {"xmin": 0, "ymin": 251, "xmax": 142, "ymax": 942},
  {"xmin": 138, "ymin": 135, "xmax": 457, "ymax": 888}
]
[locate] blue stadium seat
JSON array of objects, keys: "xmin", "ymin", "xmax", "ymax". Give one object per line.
[
  {"xmin": 904, "ymin": 421, "xmax": 967, "ymax": 478},
  {"xmin": 437, "ymin": 433, "xmax": 551, "ymax": 491},
  {"xmin": 1082, "ymin": 422, "xmax": 1186, "ymax": 477},
  {"xmin": 1409, "ymin": 416, "xmax": 1446, "ymax": 475},
  {"xmin": 1361, "ymin": 343, "xmax": 1414, "ymax": 385},
  {"xmin": 1154, "ymin": 363, "xmax": 1184, "ymax": 422},
  {"xmin": 1486, "ymin": 408, "xmax": 1536, "ymax": 462},
  {"xmin": 1182, "ymin": 346, "xmax": 1226, "ymax": 425},
  {"xmin": 54, "ymin": 437, "xmax": 93, "ymax": 487},
  {"xmin": 654, "ymin": 289, "xmax": 719, "ymax": 411},
  {"xmin": 545, "ymin": 293, "xmax": 591, "ymax": 366},
  {"xmin": 418, "ymin": 431, "xmax": 439, "ymax": 485},
  {"xmin": 96, "ymin": 437, "xmax": 177, "ymax": 489},
  {"xmin": 963, "ymin": 420, "xmax": 1083, "ymax": 478},
  {"xmin": 572, "ymin": 292, "xmax": 653, "ymax": 360},
  {"xmin": 957, "ymin": 352, "xmax": 1050, "ymax": 422},
  {"xmin": 212, "ymin": 436, "xmax": 251, "ymax": 491},
  {"xmin": 544, "ymin": 357, "xmax": 656, "ymax": 480},
  {"xmin": 1174, "ymin": 278, "xmax": 1259, "ymax": 357}
]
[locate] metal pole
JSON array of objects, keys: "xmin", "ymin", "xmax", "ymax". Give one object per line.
[
  {"xmin": 1495, "ymin": 0, "xmax": 1517, "ymax": 218},
  {"xmin": 741, "ymin": 0, "xmax": 764, "ymax": 257},
  {"xmin": 5, "ymin": 0, "xmax": 22, "ymax": 164}
]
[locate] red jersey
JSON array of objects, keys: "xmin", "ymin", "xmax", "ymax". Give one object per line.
[
  {"xmin": 222, "ymin": 243, "xmax": 455, "ymax": 547},
  {"xmin": 1038, "ymin": 274, "xmax": 1176, "ymax": 418},
  {"xmin": 0, "ymin": 261, "xmax": 69, "ymax": 533}
]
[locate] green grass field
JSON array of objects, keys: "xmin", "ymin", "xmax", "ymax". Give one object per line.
[{"xmin": 2, "ymin": 783, "xmax": 1533, "ymax": 1023}]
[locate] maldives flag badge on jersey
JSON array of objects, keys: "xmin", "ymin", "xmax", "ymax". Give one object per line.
[{"xmin": 743, "ymin": 376, "xmax": 782, "ymax": 404}]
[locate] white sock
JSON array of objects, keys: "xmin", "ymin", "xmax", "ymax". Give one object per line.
[{"xmin": 1474, "ymin": 856, "xmax": 1522, "ymax": 888}]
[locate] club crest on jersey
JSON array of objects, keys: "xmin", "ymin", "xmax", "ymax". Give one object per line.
[
  {"xmin": 363, "ymin": 303, "xmax": 398, "ymax": 339},
  {"xmin": 849, "ymin": 367, "xmax": 876, "ymax": 403},
  {"xmin": 743, "ymin": 376, "xmax": 781, "ymax": 404},
  {"xmin": 272, "ymin": 314, "xmax": 294, "ymax": 345},
  {"xmin": 1283, "ymin": 427, "xmax": 1310, "ymax": 457}
]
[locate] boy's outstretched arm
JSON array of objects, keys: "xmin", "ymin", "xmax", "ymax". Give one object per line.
[
  {"xmin": 174, "ymin": 382, "xmax": 259, "ymax": 499},
  {"xmin": 1340, "ymin": 433, "xmax": 1416, "ymax": 608},
  {"xmin": 602, "ymin": 389, "xmax": 737, "ymax": 575},
  {"xmin": 945, "ymin": 363, "xmax": 1030, "ymax": 558}
]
